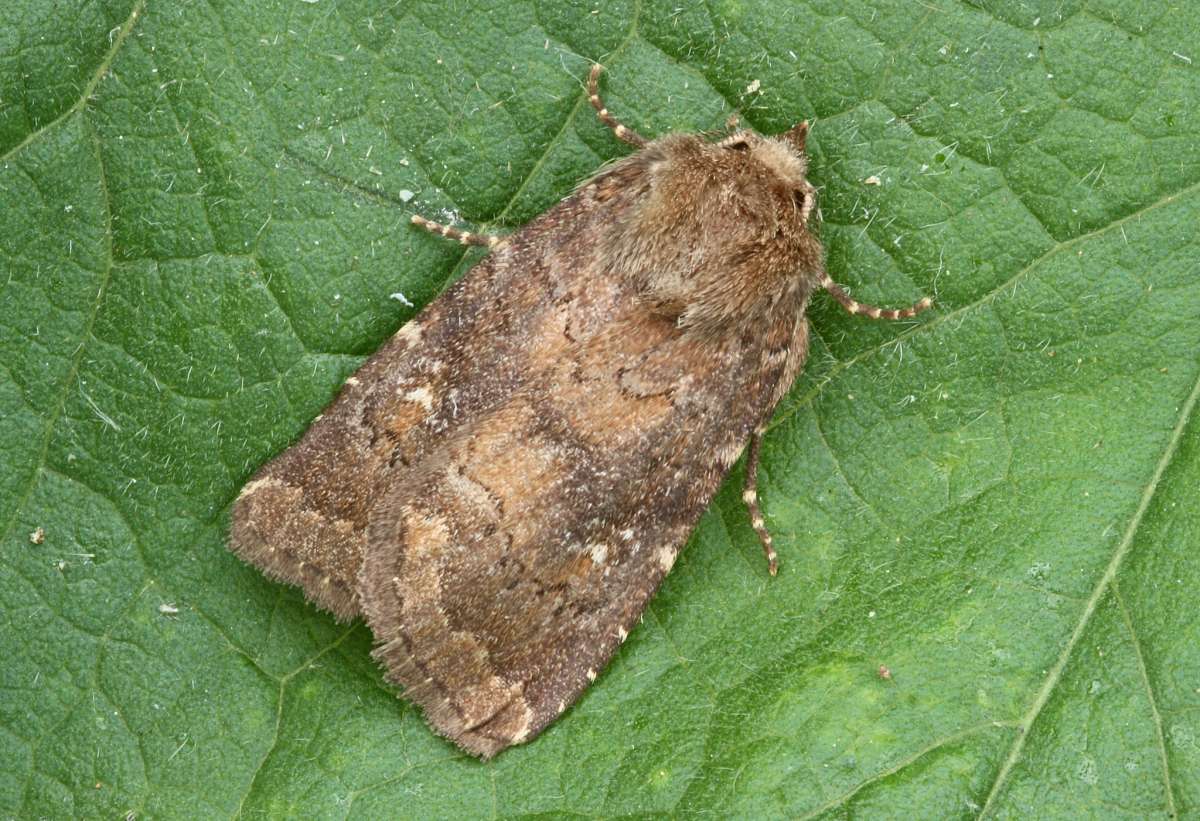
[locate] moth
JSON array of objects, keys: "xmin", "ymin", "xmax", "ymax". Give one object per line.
[{"xmin": 229, "ymin": 65, "xmax": 931, "ymax": 758}]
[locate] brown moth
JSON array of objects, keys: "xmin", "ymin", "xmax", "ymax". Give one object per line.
[{"xmin": 228, "ymin": 65, "xmax": 932, "ymax": 758}]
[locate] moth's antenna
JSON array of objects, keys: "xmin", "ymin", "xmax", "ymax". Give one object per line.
[
  {"xmin": 411, "ymin": 215, "xmax": 504, "ymax": 249},
  {"xmin": 819, "ymin": 273, "xmax": 933, "ymax": 320},
  {"xmin": 588, "ymin": 64, "xmax": 648, "ymax": 148}
]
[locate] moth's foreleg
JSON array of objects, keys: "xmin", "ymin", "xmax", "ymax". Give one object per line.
[
  {"xmin": 818, "ymin": 273, "xmax": 933, "ymax": 320},
  {"xmin": 741, "ymin": 429, "xmax": 779, "ymax": 576},
  {"xmin": 587, "ymin": 64, "xmax": 648, "ymax": 149},
  {"xmin": 410, "ymin": 214, "xmax": 504, "ymax": 248}
]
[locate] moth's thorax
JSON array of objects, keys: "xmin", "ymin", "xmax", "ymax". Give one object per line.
[{"xmin": 598, "ymin": 131, "xmax": 825, "ymax": 331}]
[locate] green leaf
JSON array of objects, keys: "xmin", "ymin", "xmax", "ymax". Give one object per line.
[{"xmin": 2, "ymin": 0, "xmax": 1198, "ymax": 817}]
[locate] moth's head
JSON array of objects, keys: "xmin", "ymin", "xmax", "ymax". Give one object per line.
[
  {"xmin": 710, "ymin": 121, "xmax": 817, "ymax": 229},
  {"xmin": 630, "ymin": 121, "xmax": 821, "ymax": 257}
]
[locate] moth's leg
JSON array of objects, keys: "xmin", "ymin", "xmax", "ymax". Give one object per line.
[
  {"xmin": 742, "ymin": 429, "xmax": 779, "ymax": 576},
  {"xmin": 819, "ymin": 273, "xmax": 933, "ymax": 320},
  {"xmin": 587, "ymin": 64, "xmax": 648, "ymax": 148},
  {"xmin": 410, "ymin": 214, "xmax": 504, "ymax": 249}
]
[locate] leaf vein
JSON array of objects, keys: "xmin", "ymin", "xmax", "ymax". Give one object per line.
[
  {"xmin": 0, "ymin": 0, "xmax": 145, "ymax": 165},
  {"xmin": 1112, "ymin": 581, "xmax": 1179, "ymax": 818},
  {"xmin": 977, "ymin": 342, "xmax": 1200, "ymax": 816}
]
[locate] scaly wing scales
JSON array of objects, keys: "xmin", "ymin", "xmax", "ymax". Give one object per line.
[
  {"xmin": 360, "ymin": 300, "xmax": 809, "ymax": 756},
  {"xmin": 228, "ymin": 174, "xmax": 639, "ymax": 620}
]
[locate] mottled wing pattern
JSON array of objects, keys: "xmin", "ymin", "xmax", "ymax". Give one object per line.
[
  {"xmin": 359, "ymin": 275, "xmax": 810, "ymax": 757},
  {"xmin": 228, "ymin": 176, "xmax": 636, "ymax": 620},
  {"xmin": 228, "ymin": 62, "xmax": 933, "ymax": 762}
]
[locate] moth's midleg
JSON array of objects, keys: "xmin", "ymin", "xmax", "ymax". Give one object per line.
[
  {"xmin": 587, "ymin": 64, "xmax": 648, "ymax": 148},
  {"xmin": 818, "ymin": 273, "xmax": 933, "ymax": 320},
  {"xmin": 741, "ymin": 430, "xmax": 779, "ymax": 576},
  {"xmin": 410, "ymin": 214, "xmax": 504, "ymax": 248}
]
